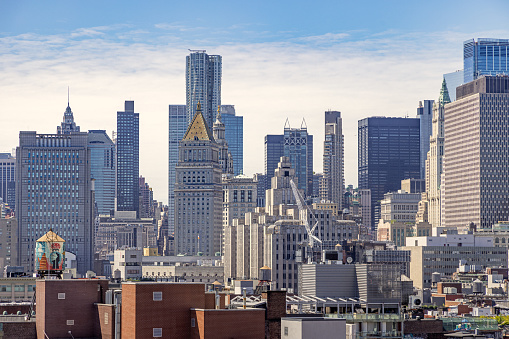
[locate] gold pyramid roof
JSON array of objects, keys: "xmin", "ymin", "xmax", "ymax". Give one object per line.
[
  {"xmin": 37, "ymin": 230, "xmax": 65, "ymax": 242},
  {"xmin": 183, "ymin": 110, "xmax": 213, "ymax": 141}
]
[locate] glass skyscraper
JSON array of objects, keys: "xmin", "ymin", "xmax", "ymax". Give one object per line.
[
  {"xmin": 88, "ymin": 130, "xmax": 115, "ymax": 216},
  {"xmin": 464, "ymin": 38, "xmax": 509, "ymax": 83},
  {"xmin": 168, "ymin": 104, "xmax": 187, "ymax": 235},
  {"xmin": 417, "ymin": 100, "xmax": 434, "ymax": 180},
  {"xmin": 358, "ymin": 117, "xmax": 420, "ymax": 230},
  {"xmin": 220, "ymin": 105, "xmax": 243, "ymax": 176},
  {"xmin": 116, "ymin": 100, "xmax": 139, "ymax": 216},
  {"xmin": 264, "ymin": 121, "xmax": 313, "ymax": 197},
  {"xmin": 186, "ymin": 50, "xmax": 222, "ymax": 129},
  {"xmin": 0, "ymin": 153, "xmax": 15, "ymax": 209}
]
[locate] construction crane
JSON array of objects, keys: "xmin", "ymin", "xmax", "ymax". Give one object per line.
[{"xmin": 289, "ymin": 179, "xmax": 322, "ymax": 247}]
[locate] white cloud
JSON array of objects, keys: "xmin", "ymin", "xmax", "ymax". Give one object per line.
[{"xmin": 1, "ymin": 28, "xmax": 507, "ymax": 203}]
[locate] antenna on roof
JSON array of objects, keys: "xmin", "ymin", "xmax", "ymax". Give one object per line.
[{"xmin": 67, "ymin": 87, "xmax": 70, "ymax": 107}]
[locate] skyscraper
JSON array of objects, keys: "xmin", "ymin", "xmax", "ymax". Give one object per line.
[
  {"xmin": 284, "ymin": 121, "xmax": 313, "ymax": 197},
  {"xmin": 464, "ymin": 38, "xmax": 509, "ymax": 83},
  {"xmin": 426, "ymin": 79, "xmax": 450, "ymax": 228},
  {"xmin": 443, "ymin": 76, "xmax": 509, "ymax": 229},
  {"xmin": 264, "ymin": 134, "xmax": 284, "ymax": 191},
  {"xmin": 174, "ymin": 105, "xmax": 222, "ymax": 256},
  {"xmin": 417, "ymin": 100, "xmax": 434, "ymax": 180},
  {"xmin": 358, "ymin": 117, "xmax": 420, "ymax": 230},
  {"xmin": 443, "ymin": 70, "xmax": 464, "ymax": 101},
  {"xmin": 320, "ymin": 111, "xmax": 344, "ymax": 208},
  {"xmin": 16, "ymin": 104, "xmax": 94, "ymax": 274},
  {"xmin": 186, "ymin": 50, "xmax": 222, "ymax": 129},
  {"xmin": 168, "ymin": 104, "xmax": 187, "ymax": 235},
  {"xmin": 212, "ymin": 108, "xmax": 234, "ymax": 175},
  {"xmin": 220, "ymin": 105, "xmax": 243, "ymax": 176},
  {"xmin": 264, "ymin": 121, "xmax": 313, "ymax": 197},
  {"xmin": 116, "ymin": 100, "xmax": 139, "ymax": 216},
  {"xmin": 88, "ymin": 130, "xmax": 115, "ymax": 216},
  {"xmin": 0, "ymin": 153, "xmax": 15, "ymax": 209}
]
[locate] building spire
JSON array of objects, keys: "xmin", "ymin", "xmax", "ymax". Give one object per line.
[
  {"xmin": 438, "ymin": 78, "xmax": 451, "ymax": 107},
  {"xmin": 67, "ymin": 86, "xmax": 70, "ymax": 108}
]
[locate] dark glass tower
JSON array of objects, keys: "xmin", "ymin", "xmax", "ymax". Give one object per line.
[
  {"xmin": 116, "ymin": 101, "xmax": 139, "ymax": 216},
  {"xmin": 0, "ymin": 153, "xmax": 15, "ymax": 209},
  {"xmin": 358, "ymin": 117, "xmax": 420, "ymax": 230},
  {"xmin": 264, "ymin": 135, "xmax": 284, "ymax": 192}
]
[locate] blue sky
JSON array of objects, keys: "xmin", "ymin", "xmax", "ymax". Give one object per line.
[{"xmin": 1, "ymin": 0, "xmax": 509, "ymax": 203}]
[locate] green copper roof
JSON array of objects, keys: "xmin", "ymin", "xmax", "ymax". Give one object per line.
[{"xmin": 438, "ymin": 78, "xmax": 451, "ymax": 106}]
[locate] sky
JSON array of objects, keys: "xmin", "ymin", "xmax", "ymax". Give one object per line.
[{"xmin": 1, "ymin": 0, "xmax": 509, "ymax": 204}]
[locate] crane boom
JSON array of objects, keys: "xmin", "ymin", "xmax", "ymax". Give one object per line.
[{"xmin": 289, "ymin": 179, "xmax": 322, "ymax": 246}]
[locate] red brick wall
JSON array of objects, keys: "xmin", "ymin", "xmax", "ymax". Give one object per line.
[
  {"xmin": 204, "ymin": 292, "xmax": 226, "ymax": 309},
  {"xmin": 262, "ymin": 291, "xmax": 286, "ymax": 339},
  {"xmin": 121, "ymin": 282, "xmax": 206, "ymax": 339},
  {"xmin": 36, "ymin": 279, "xmax": 108, "ymax": 339},
  {"xmin": 1, "ymin": 322, "xmax": 36, "ymax": 339},
  {"xmin": 96, "ymin": 304, "xmax": 115, "ymax": 339},
  {"xmin": 190, "ymin": 309, "xmax": 265, "ymax": 339}
]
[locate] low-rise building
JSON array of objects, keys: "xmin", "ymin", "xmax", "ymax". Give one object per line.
[
  {"xmin": 402, "ymin": 234, "xmax": 507, "ymax": 289},
  {"xmin": 0, "ymin": 277, "xmax": 36, "ymax": 302}
]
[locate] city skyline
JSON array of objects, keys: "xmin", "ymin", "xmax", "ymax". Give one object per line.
[{"xmin": 1, "ymin": 1, "xmax": 509, "ymax": 203}]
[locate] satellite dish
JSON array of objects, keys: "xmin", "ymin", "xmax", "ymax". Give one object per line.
[{"xmin": 347, "ymin": 257, "xmax": 353, "ymax": 264}]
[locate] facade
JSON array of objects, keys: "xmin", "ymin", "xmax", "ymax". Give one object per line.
[
  {"xmin": 400, "ymin": 179, "xmax": 425, "ymax": 194},
  {"xmin": 16, "ymin": 112, "xmax": 94, "ymax": 274},
  {"xmin": 0, "ymin": 218, "xmax": 17, "ymax": 268},
  {"xmin": 0, "ymin": 153, "xmax": 15, "ymax": 209},
  {"xmin": 174, "ymin": 107, "xmax": 222, "ymax": 256},
  {"xmin": 0, "ymin": 277, "xmax": 35, "ymax": 302},
  {"xmin": 212, "ymin": 108, "xmax": 234, "ymax": 175},
  {"xmin": 112, "ymin": 248, "xmax": 142, "ymax": 280},
  {"xmin": 284, "ymin": 121, "xmax": 313, "ymax": 197},
  {"xmin": 138, "ymin": 176, "xmax": 154, "ymax": 218},
  {"xmin": 380, "ymin": 190, "xmax": 421, "ymax": 224},
  {"xmin": 427, "ymin": 79, "xmax": 450, "ymax": 228},
  {"xmin": 116, "ymin": 100, "xmax": 139, "ymax": 216},
  {"xmin": 402, "ymin": 234, "xmax": 507, "ymax": 289},
  {"xmin": 168, "ymin": 104, "xmax": 187, "ymax": 235},
  {"xmin": 320, "ymin": 111, "xmax": 344, "ymax": 208},
  {"xmin": 264, "ymin": 134, "xmax": 284, "ymax": 192},
  {"xmin": 265, "ymin": 156, "xmax": 301, "ymax": 216},
  {"xmin": 377, "ymin": 221, "xmax": 431, "ymax": 247},
  {"xmin": 358, "ymin": 117, "xmax": 420, "ymax": 230},
  {"xmin": 417, "ymin": 100, "xmax": 434, "ymax": 180},
  {"xmin": 222, "ymin": 175, "xmax": 257, "ymax": 242},
  {"xmin": 88, "ymin": 130, "xmax": 115, "ymax": 216},
  {"xmin": 464, "ymin": 38, "xmax": 509, "ymax": 83},
  {"xmin": 443, "ymin": 76, "xmax": 509, "ymax": 229},
  {"xmin": 186, "ymin": 50, "xmax": 222, "ymax": 129},
  {"xmin": 253, "ymin": 173, "xmax": 266, "ymax": 208},
  {"xmin": 221, "ymin": 105, "xmax": 244, "ymax": 176}
]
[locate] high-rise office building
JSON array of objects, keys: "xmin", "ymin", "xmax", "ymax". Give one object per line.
[
  {"xmin": 139, "ymin": 176, "xmax": 154, "ymax": 219},
  {"xmin": 174, "ymin": 106, "xmax": 222, "ymax": 256},
  {"xmin": 264, "ymin": 134, "xmax": 284, "ymax": 191},
  {"xmin": 358, "ymin": 117, "xmax": 420, "ymax": 230},
  {"xmin": 264, "ymin": 121, "xmax": 314, "ymax": 197},
  {"xmin": 443, "ymin": 76, "xmax": 509, "ymax": 229},
  {"xmin": 88, "ymin": 130, "xmax": 115, "ymax": 216},
  {"xmin": 284, "ymin": 121, "xmax": 313, "ymax": 197},
  {"xmin": 0, "ymin": 153, "xmax": 15, "ymax": 209},
  {"xmin": 426, "ymin": 79, "xmax": 450, "ymax": 228},
  {"xmin": 220, "ymin": 105, "xmax": 243, "ymax": 176},
  {"xmin": 464, "ymin": 39, "xmax": 509, "ymax": 83},
  {"xmin": 16, "ymin": 106, "xmax": 94, "ymax": 273},
  {"xmin": 186, "ymin": 50, "xmax": 222, "ymax": 129},
  {"xmin": 417, "ymin": 100, "xmax": 434, "ymax": 180},
  {"xmin": 168, "ymin": 104, "xmax": 187, "ymax": 235},
  {"xmin": 116, "ymin": 101, "xmax": 139, "ymax": 216},
  {"xmin": 320, "ymin": 111, "xmax": 344, "ymax": 208}
]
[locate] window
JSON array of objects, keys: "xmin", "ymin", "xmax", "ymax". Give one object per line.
[
  {"xmin": 191, "ymin": 318, "xmax": 196, "ymax": 327},
  {"xmin": 153, "ymin": 328, "xmax": 162, "ymax": 337},
  {"xmin": 67, "ymin": 320, "xmax": 74, "ymax": 325},
  {"xmin": 153, "ymin": 291, "xmax": 162, "ymax": 301},
  {"xmin": 284, "ymin": 326, "xmax": 289, "ymax": 336},
  {"xmin": 0, "ymin": 285, "xmax": 11, "ymax": 292},
  {"xmin": 58, "ymin": 293, "xmax": 66, "ymax": 299},
  {"xmin": 14, "ymin": 285, "xmax": 25, "ymax": 292}
]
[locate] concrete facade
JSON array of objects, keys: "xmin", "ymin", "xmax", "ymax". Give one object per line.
[{"xmin": 282, "ymin": 318, "xmax": 346, "ymax": 339}]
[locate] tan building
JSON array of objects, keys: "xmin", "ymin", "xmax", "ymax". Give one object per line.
[
  {"xmin": 380, "ymin": 190, "xmax": 420, "ymax": 223},
  {"xmin": 142, "ymin": 264, "xmax": 224, "ymax": 284},
  {"xmin": 0, "ymin": 277, "xmax": 36, "ymax": 302},
  {"xmin": 443, "ymin": 76, "xmax": 509, "ymax": 229},
  {"xmin": 377, "ymin": 220, "xmax": 431, "ymax": 247},
  {"xmin": 427, "ymin": 80, "xmax": 449, "ymax": 227}
]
